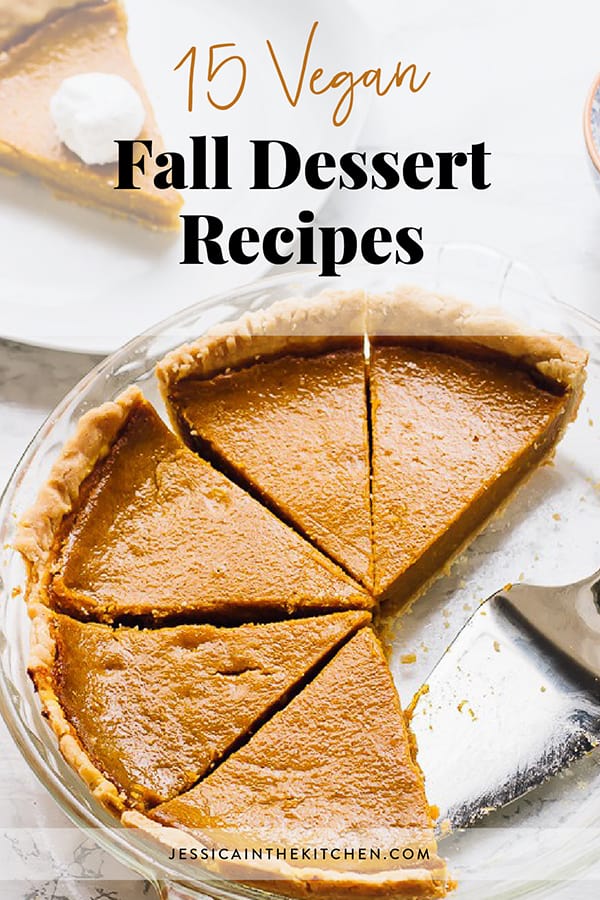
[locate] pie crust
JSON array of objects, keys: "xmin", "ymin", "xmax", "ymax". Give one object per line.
[
  {"xmin": 17, "ymin": 386, "xmax": 144, "ymax": 810},
  {"xmin": 0, "ymin": 0, "xmax": 92, "ymax": 50},
  {"xmin": 28, "ymin": 602, "xmax": 126, "ymax": 811},
  {"xmin": 15, "ymin": 385, "xmax": 141, "ymax": 611},
  {"xmin": 158, "ymin": 285, "xmax": 586, "ymax": 398},
  {"xmin": 156, "ymin": 289, "xmax": 368, "ymax": 389},
  {"xmin": 367, "ymin": 285, "xmax": 588, "ymax": 392},
  {"xmin": 123, "ymin": 810, "xmax": 450, "ymax": 900}
]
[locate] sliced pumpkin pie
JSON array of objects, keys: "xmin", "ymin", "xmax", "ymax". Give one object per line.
[
  {"xmin": 367, "ymin": 287, "xmax": 587, "ymax": 606},
  {"xmin": 16, "ymin": 387, "xmax": 371, "ymax": 623},
  {"xmin": 125, "ymin": 627, "xmax": 450, "ymax": 898},
  {"xmin": 28, "ymin": 608, "xmax": 369, "ymax": 811},
  {"xmin": 158, "ymin": 291, "xmax": 373, "ymax": 589},
  {"xmin": 0, "ymin": 0, "xmax": 182, "ymax": 228},
  {"xmin": 159, "ymin": 287, "xmax": 587, "ymax": 609}
]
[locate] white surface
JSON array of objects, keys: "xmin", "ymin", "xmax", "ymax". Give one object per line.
[
  {"xmin": 346, "ymin": 0, "xmax": 600, "ymax": 324},
  {"xmin": 2, "ymin": 0, "xmax": 600, "ymax": 898},
  {"xmin": 0, "ymin": 0, "xmax": 372, "ymax": 352}
]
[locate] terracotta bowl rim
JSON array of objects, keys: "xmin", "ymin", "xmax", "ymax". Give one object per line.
[{"xmin": 584, "ymin": 71, "xmax": 600, "ymax": 173}]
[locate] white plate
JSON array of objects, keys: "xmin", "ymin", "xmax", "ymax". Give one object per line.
[{"xmin": 0, "ymin": 0, "xmax": 372, "ymax": 354}]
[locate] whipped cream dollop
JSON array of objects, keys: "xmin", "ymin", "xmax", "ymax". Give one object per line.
[{"xmin": 50, "ymin": 73, "xmax": 146, "ymax": 166}]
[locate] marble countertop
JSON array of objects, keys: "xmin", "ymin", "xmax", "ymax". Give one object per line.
[{"xmin": 3, "ymin": 0, "xmax": 600, "ymax": 897}]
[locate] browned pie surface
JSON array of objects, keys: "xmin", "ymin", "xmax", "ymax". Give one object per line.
[
  {"xmin": 151, "ymin": 628, "xmax": 448, "ymax": 896},
  {"xmin": 370, "ymin": 344, "xmax": 568, "ymax": 603},
  {"xmin": 169, "ymin": 349, "xmax": 373, "ymax": 589},
  {"xmin": 47, "ymin": 396, "xmax": 371, "ymax": 623},
  {"xmin": 52, "ymin": 610, "xmax": 369, "ymax": 807},
  {"xmin": 0, "ymin": 0, "xmax": 182, "ymax": 227}
]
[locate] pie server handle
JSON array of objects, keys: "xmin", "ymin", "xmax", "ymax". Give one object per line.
[{"xmin": 410, "ymin": 569, "xmax": 600, "ymax": 832}]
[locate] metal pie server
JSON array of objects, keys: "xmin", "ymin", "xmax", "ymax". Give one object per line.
[{"xmin": 410, "ymin": 569, "xmax": 600, "ymax": 831}]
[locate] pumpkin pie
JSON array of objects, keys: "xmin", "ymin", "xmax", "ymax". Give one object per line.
[
  {"xmin": 124, "ymin": 628, "xmax": 450, "ymax": 899},
  {"xmin": 158, "ymin": 290, "xmax": 372, "ymax": 589},
  {"xmin": 367, "ymin": 287, "xmax": 587, "ymax": 606},
  {"xmin": 16, "ymin": 386, "xmax": 371, "ymax": 623},
  {"xmin": 17, "ymin": 286, "xmax": 589, "ymax": 900},
  {"xmin": 0, "ymin": 0, "xmax": 183, "ymax": 228},
  {"xmin": 28, "ymin": 607, "xmax": 369, "ymax": 811}
]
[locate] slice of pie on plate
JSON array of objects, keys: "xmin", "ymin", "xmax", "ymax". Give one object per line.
[
  {"xmin": 0, "ymin": 0, "xmax": 182, "ymax": 228},
  {"xmin": 124, "ymin": 628, "xmax": 451, "ymax": 899},
  {"xmin": 28, "ymin": 608, "xmax": 369, "ymax": 811},
  {"xmin": 366, "ymin": 287, "xmax": 588, "ymax": 607},
  {"xmin": 15, "ymin": 387, "xmax": 371, "ymax": 624},
  {"xmin": 158, "ymin": 290, "xmax": 373, "ymax": 589}
]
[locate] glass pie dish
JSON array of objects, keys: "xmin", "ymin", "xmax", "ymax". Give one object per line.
[{"xmin": 1, "ymin": 244, "xmax": 600, "ymax": 900}]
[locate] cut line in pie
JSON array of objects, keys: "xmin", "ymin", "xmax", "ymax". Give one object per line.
[
  {"xmin": 29, "ymin": 608, "xmax": 370, "ymax": 811},
  {"xmin": 125, "ymin": 628, "xmax": 450, "ymax": 900},
  {"xmin": 16, "ymin": 386, "xmax": 371, "ymax": 625}
]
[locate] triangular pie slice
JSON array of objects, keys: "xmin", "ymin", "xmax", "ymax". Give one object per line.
[
  {"xmin": 125, "ymin": 628, "xmax": 450, "ymax": 899},
  {"xmin": 158, "ymin": 291, "xmax": 373, "ymax": 589},
  {"xmin": 367, "ymin": 287, "xmax": 588, "ymax": 605},
  {"xmin": 16, "ymin": 387, "xmax": 371, "ymax": 623},
  {"xmin": 28, "ymin": 608, "xmax": 369, "ymax": 811},
  {"xmin": 0, "ymin": 0, "xmax": 182, "ymax": 228}
]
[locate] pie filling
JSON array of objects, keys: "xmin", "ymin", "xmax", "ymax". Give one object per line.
[
  {"xmin": 17, "ymin": 292, "xmax": 588, "ymax": 899},
  {"xmin": 50, "ymin": 610, "xmax": 370, "ymax": 809},
  {"xmin": 145, "ymin": 629, "xmax": 448, "ymax": 896},
  {"xmin": 169, "ymin": 348, "xmax": 373, "ymax": 591},
  {"xmin": 369, "ymin": 342, "xmax": 570, "ymax": 605},
  {"xmin": 44, "ymin": 398, "xmax": 371, "ymax": 624}
]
